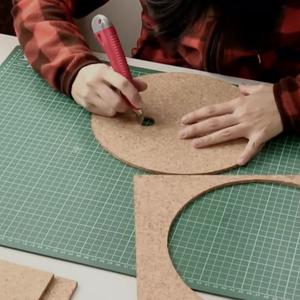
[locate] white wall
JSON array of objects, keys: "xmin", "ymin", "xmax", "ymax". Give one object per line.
[{"xmin": 75, "ymin": 0, "xmax": 142, "ymax": 56}]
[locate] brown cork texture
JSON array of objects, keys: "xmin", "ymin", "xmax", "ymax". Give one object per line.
[
  {"xmin": 0, "ymin": 259, "xmax": 53, "ymax": 300},
  {"xmin": 41, "ymin": 277, "xmax": 77, "ymax": 300},
  {"xmin": 134, "ymin": 175, "xmax": 300, "ymax": 300},
  {"xmin": 92, "ymin": 73, "xmax": 246, "ymax": 174}
]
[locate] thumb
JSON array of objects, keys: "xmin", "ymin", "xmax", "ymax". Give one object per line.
[
  {"xmin": 239, "ymin": 84, "xmax": 263, "ymax": 96},
  {"xmin": 133, "ymin": 78, "xmax": 148, "ymax": 92}
]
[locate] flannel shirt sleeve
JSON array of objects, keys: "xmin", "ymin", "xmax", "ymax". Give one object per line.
[
  {"xmin": 274, "ymin": 75, "xmax": 300, "ymax": 134},
  {"xmin": 12, "ymin": 0, "xmax": 109, "ymax": 96}
]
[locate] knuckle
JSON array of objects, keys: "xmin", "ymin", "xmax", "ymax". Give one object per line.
[
  {"xmin": 221, "ymin": 129, "xmax": 233, "ymax": 138},
  {"xmin": 85, "ymin": 74, "xmax": 97, "ymax": 86},
  {"xmin": 81, "ymin": 94, "xmax": 90, "ymax": 103},
  {"xmin": 96, "ymin": 63, "xmax": 108, "ymax": 74},
  {"xmin": 86, "ymin": 79, "xmax": 95, "ymax": 87},
  {"xmin": 234, "ymin": 109, "xmax": 246, "ymax": 120},
  {"xmin": 100, "ymin": 66, "xmax": 110, "ymax": 79},
  {"xmin": 189, "ymin": 126, "xmax": 198, "ymax": 136},
  {"xmin": 80, "ymin": 88, "xmax": 91, "ymax": 100},
  {"xmin": 206, "ymin": 105, "xmax": 217, "ymax": 115},
  {"xmin": 209, "ymin": 119, "xmax": 219, "ymax": 129},
  {"xmin": 99, "ymin": 63, "xmax": 109, "ymax": 72}
]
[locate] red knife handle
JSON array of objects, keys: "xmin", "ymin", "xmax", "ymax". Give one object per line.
[
  {"xmin": 92, "ymin": 15, "xmax": 138, "ymax": 110},
  {"xmin": 94, "ymin": 26, "xmax": 133, "ymax": 82}
]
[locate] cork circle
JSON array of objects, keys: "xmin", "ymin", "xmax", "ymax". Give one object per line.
[{"xmin": 91, "ymin": 73, "xmax": 247, "ymax": 174}]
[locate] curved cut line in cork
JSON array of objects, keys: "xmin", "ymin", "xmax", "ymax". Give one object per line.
[
  {"xmin": 167, "ymin": 178, "xmax": 300, "ymax": 295},
  {"xmin": 134, "ymin": 175, "xmax": 300, "ymax": 300}
]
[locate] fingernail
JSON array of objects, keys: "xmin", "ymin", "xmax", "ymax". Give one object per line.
[
  {"xmin": 238, "ymin": 156, "xmax": 245, "ymax": 165},
  {"xmin": 181, "ymin": 116, "xmax": 189, "ymax": 124},
  {"xmin": 179, "ymin": 131, "xmax": 186, "ymax": 138},
  {"xmin": 193, "ymin": 140, "xmax": 201, "ymax": 148}
]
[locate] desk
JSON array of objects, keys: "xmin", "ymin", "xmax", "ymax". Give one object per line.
[{"xmin": 0, "ymin": 33, "xmax": 235, "ymax": 300}]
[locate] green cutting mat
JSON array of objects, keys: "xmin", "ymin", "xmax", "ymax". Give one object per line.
[{"xmin": 0, "ymin": 47, "xmax": 299, "ymax": 300}]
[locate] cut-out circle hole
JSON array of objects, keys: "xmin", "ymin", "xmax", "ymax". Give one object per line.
[
  {"xmin": 142, "ymin": 117, "xmax": 155, "ymax": 127},
  {"xmin": 168, "ymin": 182, "xmax": 300, "ymax": 298}
]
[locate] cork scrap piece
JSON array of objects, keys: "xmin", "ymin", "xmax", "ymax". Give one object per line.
[
  {"xmin": 0, "ymin": 259, "xmax": 53, "ymax": 300},
  {"xmin": 0, "ymin": 260, "xmax": 77, "ymax": 300},
  {"xmin": 92, "ymin": 73, "xmax": 246, "ymax": 174},
  {"xmin": 134, "ymin": 175, "xmax": 300, "ymax": 300},
  {"xmin": 41, "ymin": 277, "xmax": 77, "ymax": 300}
]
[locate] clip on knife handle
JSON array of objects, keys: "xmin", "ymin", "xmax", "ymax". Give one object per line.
[{"xmin": 92, "ymin": 14, "xmax": 141, "ymax": 112}]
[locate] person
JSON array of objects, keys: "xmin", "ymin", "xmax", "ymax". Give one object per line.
[{"xmin": 12, "ymin": 0, "xmax": 300, "ymax": 165}]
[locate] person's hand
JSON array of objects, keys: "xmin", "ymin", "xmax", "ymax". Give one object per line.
[
  {"xmin": 71, "ymin": 63, "xmax": 147, "ymax": 117},
  {"xmin": 179, "ymin": 84, "xmax": 284, "ymax": 165}
]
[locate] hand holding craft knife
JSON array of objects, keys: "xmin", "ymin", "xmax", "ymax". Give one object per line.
[{"xmin": 92, "ymin": 14, "xmax": 144, "ymax": 124}]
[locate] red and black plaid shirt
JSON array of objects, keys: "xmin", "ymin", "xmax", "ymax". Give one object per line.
[{"xmin": 12, "ymin": 0, "xmax": 300, "ymax": 133}]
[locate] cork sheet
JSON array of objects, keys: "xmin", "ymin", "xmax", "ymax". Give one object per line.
[
  {"xmin": 0, "ymin": 259, "xmax": 77, "ymax": 300},
  {"xmin": 92, "ymin": 73, "xmax": 246, "ymax": 174},
  {"xmin": 0, "ymin": 259, "xmax": 53, "ymax": 300},
  {"xmin": 41, "ymin": 277, "xmax": 77, "ymax": 300}
]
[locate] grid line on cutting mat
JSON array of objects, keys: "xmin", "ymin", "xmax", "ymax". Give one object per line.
[{"xmin": 0, "ymin": 47, "xmax": 299, "ymax": 300}]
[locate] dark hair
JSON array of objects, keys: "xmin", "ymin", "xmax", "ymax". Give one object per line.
[
  {"xmin": 145, "ymin": 0, "xmax": 211, "ymax": 40},
  {"xmin": 145, "ymin": 0, "xmax": 286, "ymax": 50}
]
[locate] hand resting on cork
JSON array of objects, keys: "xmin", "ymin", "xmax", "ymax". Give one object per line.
[{"xmin": 179, "ymin": 84, "xmax": 283, "ymax": 166}]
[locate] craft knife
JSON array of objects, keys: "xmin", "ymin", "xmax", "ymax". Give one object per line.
[{"xmin": 92, "ymin": 14, "xmax": 144, "ymax": 124}]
